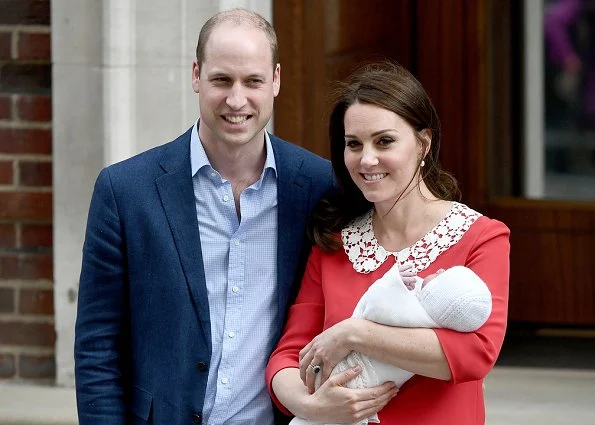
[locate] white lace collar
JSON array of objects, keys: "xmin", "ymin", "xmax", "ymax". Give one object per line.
[{"xmin": 341, "ymin": 202, "xmax": 481, "ymax": 274}]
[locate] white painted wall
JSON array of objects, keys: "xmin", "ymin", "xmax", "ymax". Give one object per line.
[{"xmin": 52, "ymin": 0, "xmax": 273, "ymax": 387}]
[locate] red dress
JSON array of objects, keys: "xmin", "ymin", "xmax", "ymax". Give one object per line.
[{"xmin": 266, "ymin": 203, "xmax": 510, "ymax": 425}]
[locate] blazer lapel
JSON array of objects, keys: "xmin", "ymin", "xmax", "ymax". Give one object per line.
[{"xmin": 155, "ymin": 129, "xmax": 211, "ymax": 347}]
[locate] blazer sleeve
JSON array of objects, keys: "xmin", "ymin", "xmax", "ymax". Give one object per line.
[
  {"xmin": 266, "ymin": 246, "xmax": 326, "ymax": 414},
  {"xmin": 433, "ymin": 218, "xmax": 511, "ymax": 384},
  {"xmin": 74, "ymin": 168, "xmax": 127, "ymax": 425}
]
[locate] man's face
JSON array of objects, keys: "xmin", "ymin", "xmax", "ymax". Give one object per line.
[{"xmin": 192, "ymin": 23, "xmax": 280, "ymax": 152}]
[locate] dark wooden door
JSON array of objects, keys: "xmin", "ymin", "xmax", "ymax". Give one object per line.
[
  {"xmin": 273, "ymin": 0, "xmax": 595, "ymax": 325},
  {"xmin": 273, "ymin": 0, "xmax": 414, "ymax": 157}
]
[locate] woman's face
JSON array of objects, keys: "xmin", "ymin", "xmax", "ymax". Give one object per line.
[{"xmin": 343, "ymin": 102, "xmax": 423, "ymax": 207}]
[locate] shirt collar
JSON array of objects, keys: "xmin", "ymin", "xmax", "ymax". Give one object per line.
[
  {"xmin": 341, "ymin": 202, "xmax": 481, "ymax": 274},
  {"xmin": 190, "ymin": 120, "xmax": 277, "ymax": 178}
]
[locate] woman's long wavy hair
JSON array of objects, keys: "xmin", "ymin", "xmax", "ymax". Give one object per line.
[{"xmin": 310, "ymin": 61, "xmax": 460, "ymax": 251}]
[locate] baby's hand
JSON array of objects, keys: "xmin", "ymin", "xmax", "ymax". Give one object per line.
[{"xmin": 399, "ymin": 263, "xmax": 417, "ymax": 290}]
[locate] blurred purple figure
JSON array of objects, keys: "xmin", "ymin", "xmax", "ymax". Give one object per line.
[{"xmin": 544, "ymin": 0, "xmax": 595, "ymax": 128}]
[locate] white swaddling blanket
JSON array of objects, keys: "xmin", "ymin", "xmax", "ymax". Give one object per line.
[{"xmin": 289, "ymin": 264, "xmax": 492, "ymax": 425}]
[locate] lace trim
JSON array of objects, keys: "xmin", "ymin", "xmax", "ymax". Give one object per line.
[{"xmin": 341, "ymin": 202, "xmax": 481, "ymax": 274}]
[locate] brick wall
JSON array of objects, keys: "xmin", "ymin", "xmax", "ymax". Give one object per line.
[{"xmin": 0, "ymin": 0, "xmax": 55, "ymax": 382}]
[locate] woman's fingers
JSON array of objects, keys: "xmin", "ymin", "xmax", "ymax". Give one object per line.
[
  {"xmin": 299, "ymin": 320, "xmax": 353, "ymax": 389},
  {"xmin": 331, "ymin": 365, "xmax": 362, "ymax": 386},
  {"xmin": 298, "ymin": 340, "xmax": 312, "ymax": 363},
  {"xmin": 318, "ymin": 372, "xmax": 398, "ymax": 422},
  {"xmin": 306, "ymin": 363, "xmax": 321, "ymax": 394},
  {"xmin": 357, "ymin": 380, "xmax": 398, "ymax": 401},
  {"xmin": 350, "ymin": 382, "xmax": 399, "ymax": 420},
  {"xmin": 298, "ymin": 342, "xmax": 314, "ymax": 385},
  {"xmin": 305, "ymin": 370, "xmax": 399, "ymax": 424},
  {"xmin": 301, "ymin": 351, "xmax": 324, "ymax": 393}
]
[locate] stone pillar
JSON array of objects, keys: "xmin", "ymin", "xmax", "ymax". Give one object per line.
[{"xmin": 52, "ymin": 0, "xmax": 105, "ymax": 387}]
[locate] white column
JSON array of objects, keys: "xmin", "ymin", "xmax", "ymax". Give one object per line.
[
  {"xmin": 103, "ymin": 0, "xmax": 136, "ymax": 165},
  {"xmin": 524, "ymin": 0, "xmax": 545, "ymax": 198},
  {"xmin": 132, "ymin": 0, "xmax": 212, "ymax": 153},
  {"xmin": 51, "ymin": 0, "xmax": 105, "ymax": 387}
]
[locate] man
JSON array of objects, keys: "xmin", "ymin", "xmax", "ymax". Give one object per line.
[{"xmin": 74, "ymin": 8, "xmax": 334, "ymax": 425}]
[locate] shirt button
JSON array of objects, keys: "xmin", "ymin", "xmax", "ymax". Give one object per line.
[
  {"xmin": 192, "ymin": 413, "xmax": 202, "ymax": 424},
  {"xmin": 234, "ymin": 239, "xmax": 240, "ymax": 246},
  {"xmin": 231, "ymin": 286, "xmax": 239, "ymax": 293},
  {"xmin": 223, "ymin": 195, "xmax": 229, "ymax": 202},
  {"xmin": 228, "ymin": 331, "xmax": 235, "ymax": 338},
  {"xmin": 196, "ymin": 361, "xmax": 208, "ymax": 372},
  {"xmin": 221, "ymin": 377, "xmax": 229, "ymax": 384},
  {"xmin": 210, "ymin": 172, "xmax": 216, "ymax": 178}
]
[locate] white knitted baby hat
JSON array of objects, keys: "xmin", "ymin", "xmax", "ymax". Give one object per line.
[{"xmin": 418, "ymin": 266, "xmax": 492, "ymax": 332}]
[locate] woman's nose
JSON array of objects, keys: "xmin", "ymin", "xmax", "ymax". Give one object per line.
[{"xmin": 360, "ymin": 147, "xmax": 379, "ymax": 167}]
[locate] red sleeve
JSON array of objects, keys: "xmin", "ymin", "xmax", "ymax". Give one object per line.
[
  {"xmin": 265, "ymin": 246, "xmax": 326, "ymax": 413},
  {"xmin": 434, "ymin": 218, "xmax": 510, "ymax": 384}
]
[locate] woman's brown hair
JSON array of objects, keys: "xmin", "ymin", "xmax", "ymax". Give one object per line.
[{"xmin": 310, "ymin": 61, "xmax": 460, "ymax": 251}]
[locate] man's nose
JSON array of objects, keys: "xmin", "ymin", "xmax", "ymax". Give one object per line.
[{"xmin": 226, "ymin": 84, "xmax": 247, "ymax": 109}]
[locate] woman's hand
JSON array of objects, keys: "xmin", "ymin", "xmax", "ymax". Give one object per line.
[
  {"xmin": 299, "ymin": 318, "xmax": 361, "ymax": 393},
  {"xmin": 302, "ymin": 366, "xmax": 398, "ymax": 423}
]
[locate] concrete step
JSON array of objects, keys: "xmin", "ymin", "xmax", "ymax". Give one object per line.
[
  {"xmin": 0, "ymin": 383, "xmax": 77, "ymax": 425},
  {"xmin": 485, "ymin": 366, "xmax": 595, "ymax": 425}
]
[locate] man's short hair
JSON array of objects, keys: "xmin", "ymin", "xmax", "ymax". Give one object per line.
[{"xmin": 196, "ymin": 8, "xmax": 279, "ymax": 70}]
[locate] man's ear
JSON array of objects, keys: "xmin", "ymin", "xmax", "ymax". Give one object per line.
[
  {"xmin": 192, "ymin": 60, "xmax": 200, "ymax": 93},
  {"xmin": 273, "ymin": 63, "xmax": 281, "ymax": 97}
]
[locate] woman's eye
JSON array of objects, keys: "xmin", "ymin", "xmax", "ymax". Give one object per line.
[
  {"xmin": 345, "ymin": 140, "xmax": 360, "ymax": 148},
  {"xmin": 378, "ymin": 137, "xmax": 394, "ymax": 146}
]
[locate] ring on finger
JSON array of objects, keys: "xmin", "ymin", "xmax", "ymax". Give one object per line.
[{"xmin": 309, "ymin": 364, "xmax": 322, "ymax": 374}]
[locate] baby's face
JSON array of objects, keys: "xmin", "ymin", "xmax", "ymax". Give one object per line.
[{"xmin": 422, "ymin": 268, "xmax": 445, "ymax": 288}]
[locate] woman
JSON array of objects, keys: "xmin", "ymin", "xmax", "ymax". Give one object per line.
[{"xmin": 265, "ymin": 61, "xmax": 510, "ymax": 425}]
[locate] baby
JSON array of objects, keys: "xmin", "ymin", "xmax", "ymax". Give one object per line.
[{"xmin": 290, "ymin": 263, "xmax": 492, "ymax": 425}]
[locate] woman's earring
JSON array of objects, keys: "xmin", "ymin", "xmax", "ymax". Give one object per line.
[{"xmin": 420, "ymin": 160, "xmax": 425, "ymax": 167}]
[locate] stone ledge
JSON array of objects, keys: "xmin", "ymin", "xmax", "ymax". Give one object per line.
[{"xmin": 0, "ymin": 384, "xmax": 77, "ymax": 425}]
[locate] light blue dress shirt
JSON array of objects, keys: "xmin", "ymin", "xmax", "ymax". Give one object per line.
[{"xmin": 190, "ymin": 122, "xmax": 278, "ymax": 425}]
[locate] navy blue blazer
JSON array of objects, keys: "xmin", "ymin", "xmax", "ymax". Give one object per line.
[{"xmin": 74, "ymin": 128, "xmax": 335, "ymax": 425}]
